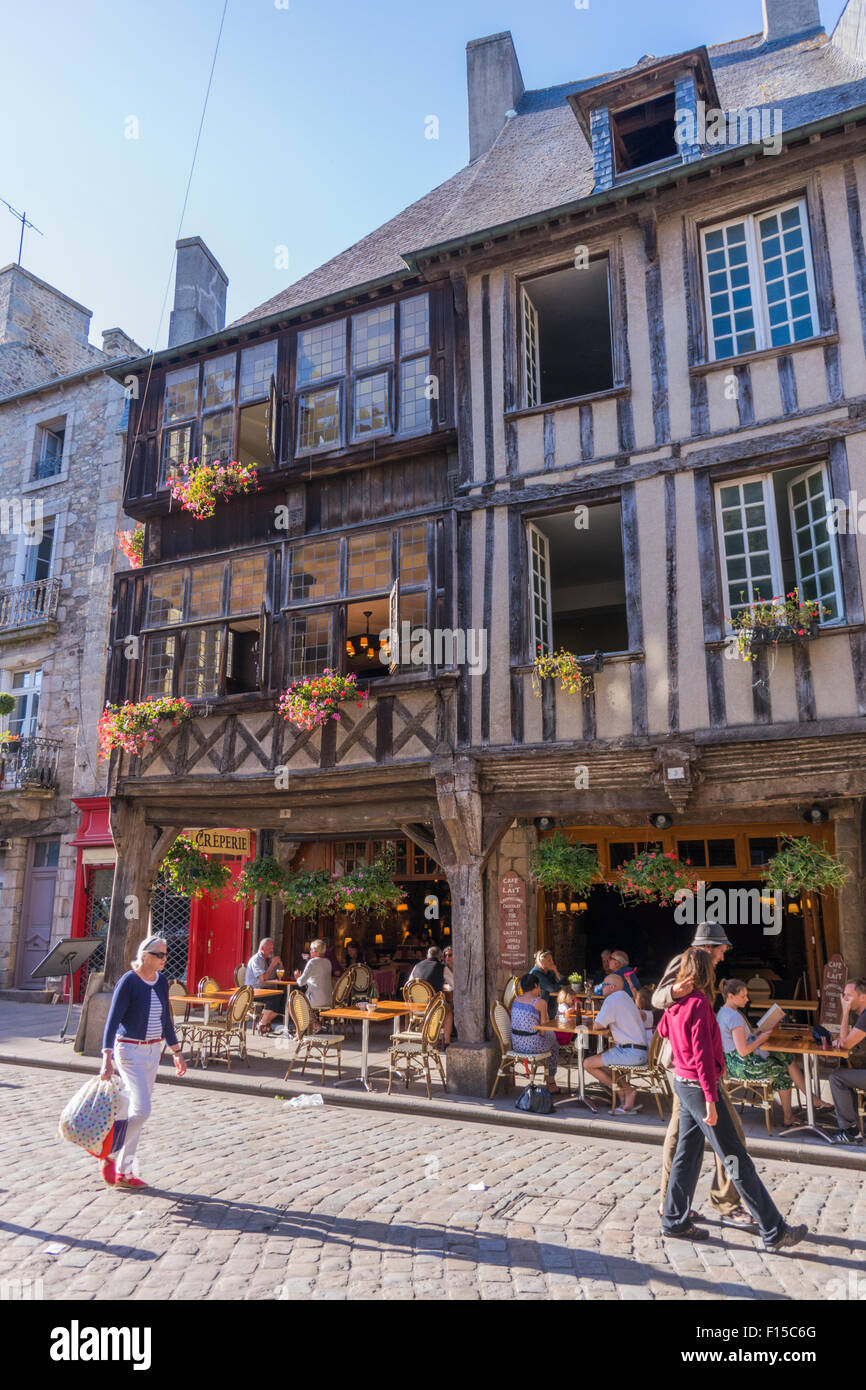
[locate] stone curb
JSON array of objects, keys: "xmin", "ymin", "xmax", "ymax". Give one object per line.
[{"xmin": 3, "ymin": 1047, "xmax": 865, "ymax": 1173}]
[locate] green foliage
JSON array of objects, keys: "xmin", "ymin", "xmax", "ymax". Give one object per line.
[
  {"xmin": 0, "ymin": 693, "xmax": 16, "ymax": 717},
  {"xmin": 161, "ymin": 835, "xmax": 232, "ymax": 901},
  {"xmin": 232, "ymin": 855, "xmax": 288, "ymax": 902},
  {"xmin": 281, "ymin": 868, "xmax": 341, "ymax": 920},
  {"xmin": 530, "ymin": 833, "xmax": 600, "ymax": 895},
  {"xmin": 764, "ymin": 836, "xmax": 849, "ymax": 895},
  {"xmin": 532, "ymin": 650, "xmax": 594, "ymax": 696},
  {"xmin": 333, "ymin": 847, "xmax": 405, "ymax": 918},
  {"xmin": 616, "ymin": 849, "xmax": 700, "ymax": 907}
]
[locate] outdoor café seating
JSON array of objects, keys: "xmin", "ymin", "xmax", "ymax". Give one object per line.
[
  {"xmin": 609, "ymin": 1031, "xmax": 670, "ymax": 1117},
  {"xmin": 351, "ymin": 963, "xmax": 372, "ymax": 997},
  {"xmin": 184, "ymin": 985, "xmax": 253, "ymax": 1070},
  {"xmin": 284, "ymin": 990, "xmax": 344, "ymax": 1085},
  {"xmin": 387, "ymin": 994, "xmax": 447, "ymax": 1098},
  {"xmin": 489, "ymin": 1001, "xmax": 552, "ymax": 1098},
  {"xmin": 401, "ymin": 977, "xmax": 435, "ymax": 1031},
  {"xmin": 502, "ymin": 976, "xmax": 519, "ymax": 1011}
]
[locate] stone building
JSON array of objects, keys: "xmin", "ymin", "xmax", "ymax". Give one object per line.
[
  {"xmin": 0, "ymin": 264, "xmax": 141, "ymax": 992},
  {"xmin": 87, "ymin": 0, "xmax": 866, "ymax": 1093}
]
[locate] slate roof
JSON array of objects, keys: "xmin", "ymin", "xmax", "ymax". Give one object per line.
[{"xmin": 232, "ymin": 25, "xmax": 866, "ymax": 328}]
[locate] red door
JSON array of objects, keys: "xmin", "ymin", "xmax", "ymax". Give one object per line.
[{"xmin": 190, "ymin": 857, "xmax": 252, "ymax": 989}]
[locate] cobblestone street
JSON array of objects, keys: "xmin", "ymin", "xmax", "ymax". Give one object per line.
[{"xmin": 1, "ymin": 1063, "xmax": 865, "ymax": 1301}]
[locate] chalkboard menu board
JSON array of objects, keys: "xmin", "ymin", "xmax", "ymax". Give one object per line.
[
  {"xmin": 820, "ymin": 953, "xmax": 848, "ymax": 1029},
  {"xmin": 498, "ymin": 872, "xmax": 528, "ymax": 973}
]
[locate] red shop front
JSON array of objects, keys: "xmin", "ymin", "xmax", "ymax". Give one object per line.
[{"xmin": 70, "ymin": 804, "xmax": 254, "ymax": 995}]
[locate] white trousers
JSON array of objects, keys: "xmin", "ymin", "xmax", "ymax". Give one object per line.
[{"xmin": 112, "ymin": 1039, "xmax": 162, "ymax": 1173}]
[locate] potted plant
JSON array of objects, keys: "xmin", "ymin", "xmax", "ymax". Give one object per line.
[
  {"xmin": 615, "ymin": 849, "xmax": 700, "ymax": 906},
  {"xmin": 279, "ymin": 669, "xmax": 368, "ymax": 732},
  {"xmin": 233, "ymin": 855, "xmax": 288, "ymax": 902},
  {"xmin": 161, "ymin": 835, "xmax": 232, "ymax": 900},
  {"xmin": 532, "ymin": 649, "xmax": 596, "ymax": 697},
  {"xmin": 728, "ymin": 589, "xmax": 828, "ymax": 662},
  {"xmin": 169, "ymin": 458, "xmax": 259, "ymax": 520},
  {"xmin": 568, "ymin": 970, "xmax": 584, "ymax": 993},
  {"xmin": 282, "ymin": 867, "xmax": 342, "ymax": 919},
  {"xmin": 96, "ymin": 696, "xmax": 192, "ymax": 759},
  {"xmin": 764, "ymin": 835, "xmax": 849, "ymax": 895},
  {"xmin": 117, "ymin": 523, "xmax": 145, "ymax": 569},
  {"xmin": 530, "ymin": 832, "xmax": 600, "ymax": 897}
]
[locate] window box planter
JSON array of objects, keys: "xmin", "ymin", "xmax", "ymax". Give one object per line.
[{"xmin": 728, "ymin": 590, "xmax": 827, "ymax": 662}]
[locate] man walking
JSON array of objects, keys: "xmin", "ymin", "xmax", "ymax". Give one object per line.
[
  {"xmin": 652, "ymin": 922, "xmax": 755, "ymax": 1229},
  {"xmin": 829, "ymin": 977, "xmax": 866, "ymax": 1144}
]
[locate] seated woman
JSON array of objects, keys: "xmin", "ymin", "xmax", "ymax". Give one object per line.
[
  {"xmin": 343, "ymin": 939, "xmax": 365, "ymax": 970},
  {"xmin": 511, "ymin": 973, "xmax": 560, "ymax": 1095},
  {"xmin": 717, "ymin": 978, "xmax": 829, "ymax": 1124},
  {"xmin": 529, "ymin": 950, "xmax": 568, "ymax": 1021}
]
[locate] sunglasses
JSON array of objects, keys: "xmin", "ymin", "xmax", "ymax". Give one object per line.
[{"xmin": 147, "ymin": 950, "xmax": 167, "ymax": 959}]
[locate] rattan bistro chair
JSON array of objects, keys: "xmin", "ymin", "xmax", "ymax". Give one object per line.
[
  {"xmin": 489, "ymin": 1001, "xmax": 552, "ymax": 1098},
  {"xmin": 609, "ymin": 1031, "xmax": 670, "ymax": 1117},
  {"xmin": 352, "ymin": 963, "xmax": 372, "ymax": 996},
  {"xmin": 284, "ymin": 991, "xmax": 344, "ymax": 1085},
  {"xmin": 234, "ymin": 963, "xmax": 246, "ymax": 988},
  {"xmin": 502, "ymin": 976, "xmax": 520, "ymax": 1012},
  {"xmin": 332, "ymin": 967, "xmax": 356, "ymax": 1008},
  {"xmin": 187, "ymin": 986, "xmax": 254, "ymax": 1070},
  {"xmin": 168, "ymin": 981, "xmax": 196, "ymax": 1055},
  {"xmin": 401, "ymin": 978, "xmax": 435, "ymax": 1033},
  {"xmin": 387, "ymin": 994, "xmax": 447, "ymax": 1098},
  {"xmin": 725, "ymin": 1070, "xmax": 777, "ymax": 1134}
]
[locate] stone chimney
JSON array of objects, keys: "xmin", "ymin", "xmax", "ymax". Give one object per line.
[
  {"xmin": 762, "ymin": 0, "xmax": 822, "ymax": 43},
  {"xmin": 466, "ymin": 32, "xmax": 525, "ymax": 164},
  {"xmin": 101, "ymin": 327, "xmax": 142, "ymax": 359},
  {"xmin": 167, "ymin": 237, "xmax": 228, "ymax": 348}
]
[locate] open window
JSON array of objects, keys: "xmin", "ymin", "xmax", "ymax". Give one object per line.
[
  {"xmin": 528, "ymin": 502, "xmax": 629, "ymax": 658},
  {"xmin": 34, "ymin": 421, "xmax": 65, "ymax": 480},
  {"xmin": 715, "ymin": 462, "xmax": 844, "ymax": 626},
  {"xmin": 610, "ymin": 92, "xmax": 678, "ymax": 175},
  {"xmin": 520, "ymin": 261, "xmax": 613, "ymax": 408}
]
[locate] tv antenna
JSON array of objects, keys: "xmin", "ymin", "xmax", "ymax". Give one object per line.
[{"xmin": 0, "ymin": 198, "xmax": 43, "ymax": 265}]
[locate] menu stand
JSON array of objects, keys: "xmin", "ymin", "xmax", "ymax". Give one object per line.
[{"xmin": 30, "ymin": 937, "xmax": 103, "ymax": 1041}]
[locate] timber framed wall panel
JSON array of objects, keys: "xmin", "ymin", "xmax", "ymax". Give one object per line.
[
  {"xmin": 792, "ymin": 346, "xmax": 829, "ymax": 412},
  {"xmin": 768, "ymin": 647, "xmax": 799, "ymax": 726},
  {"xmin": 749, "ymin": 359, "xmax": 783, "ymax": 425},
  {"xmin": 470, "ymin": 508, "xmax": 486, "ymax": 747},
  {"xmin": 468, "ymin": 276, "xmax": 487, "ymax": 485},
  {"xmin": 621, "ymin": 226, "xmax": 654, "ymax": 451},
  {"xmin": 635, "ymin": 475, "xmax": 668, "ymax": 736},
  {"xmin": 825, "ymin": 161, "xmax": 866, "ymax": 397},
  {"xmin": 722, "ymin": 653, "xmax": 754, "ymax": 728},
  {"xmin": 704, "ymin": 367, "xmax": 741, "ymax": 435},
  {"xmin": 662, "ymin": 209, "xmax": 691, "ymax": 442},
  {"xmin": 592, "ymin": 664, "xmax": 632, "ymax": 738},
  {"xmin": 674, "ymin": 469, "xmax": 710, "ymax": 733},
  {"xmin": 811, "ymin": 632, "xmax": 860, "ymax": 718}
]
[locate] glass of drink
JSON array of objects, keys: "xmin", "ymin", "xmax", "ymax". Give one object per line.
[{"xmin": 277, "ymin": 969, "xmax": 285, "ymax": 979}]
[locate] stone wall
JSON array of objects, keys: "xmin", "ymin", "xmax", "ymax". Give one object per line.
[{"xmin": 0, "ymin": 266, "xmax": 105, "ymax": 396}]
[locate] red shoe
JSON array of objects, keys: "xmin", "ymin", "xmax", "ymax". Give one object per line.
[
  {"xmin": 99, "ymin": 1158, "xmax": 117, "ymax": 1186},
  {"xmin": 116, "ymin": 1174, "xmax": 148, "ymax": 1189}
]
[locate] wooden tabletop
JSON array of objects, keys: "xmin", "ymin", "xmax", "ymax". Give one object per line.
[
  {"xmin": 537, "ymin": 1021, "xmax": 609, "ymax": 1037},
  {"xmin": 173, "ymin": 990, "xmax": 281, "ymax": 1005},
  {"xmin": 371, "ymin": 1001, "xmax": 426, "ymax": 1013},
  {"xmin": 320, "ymin": 1005, "xmax": 411, "ymax": 1022},
  {"xmin": 770, "ymin": 999, "xmax": 818, "ymax": 1010},
  {"xmin": 764, "ymin": 1028, "xmax": 851, "ymax": 1057}
]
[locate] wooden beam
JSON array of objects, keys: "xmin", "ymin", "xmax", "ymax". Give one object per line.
[{"xmin": 395, "ymin": 822, "xmax": 440, "ymax": 864}]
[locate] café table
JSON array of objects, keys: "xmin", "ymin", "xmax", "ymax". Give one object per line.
[
  {"xmin": 771, "ymin": 999, "xmax": 818, "ymax": 1011},
  {"xmin": 319, "ymin": 1003, "xmax": 413, "ymax": 1092},
  {"xmin": 537, "ymin": 1018, "xmax": 610, "ymax": 1112},
  {"xmin": 763, "ymin": 1026, "xmax": 852, "ymax": 1142}
]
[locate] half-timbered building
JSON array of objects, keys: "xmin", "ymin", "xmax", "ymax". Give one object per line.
[{"xmin": 84, "ymin": 0, "xmax": 866, "ymax": 1093}]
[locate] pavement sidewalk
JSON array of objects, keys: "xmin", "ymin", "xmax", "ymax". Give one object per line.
[{"xmin": 2, "ymin": 1000, "xmax": 865, "ymax": 1171}]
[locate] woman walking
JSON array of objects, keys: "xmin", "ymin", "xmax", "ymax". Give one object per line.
[
  {"xmin": 99, "ymin": 935, "xmax": 187, "ymax": 1189},
  {"xmin": 658, "ymin": 947, "xmax": 805, "ymax": 1251}
]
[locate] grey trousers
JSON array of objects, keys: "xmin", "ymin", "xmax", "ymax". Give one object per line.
[
  {"xmin": 829, "ymin": 1066, "xmax": 866, "ymax": 1128},
  {"xmin": 660, "ymin": 1079, "xmax": 745, "ymax": 1215}
]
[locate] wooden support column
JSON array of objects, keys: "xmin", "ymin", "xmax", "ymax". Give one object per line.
[{"xmin": 431, "ymin": 756, "xmax": 511, "ymax": 1096}]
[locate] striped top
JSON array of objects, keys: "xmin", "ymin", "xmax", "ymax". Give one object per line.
[{"xmin": 144, "ymin": 978, "xmax": 163, "ymax": 1040}]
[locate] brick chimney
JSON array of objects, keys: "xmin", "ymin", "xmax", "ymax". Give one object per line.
[
  {"xmin": 167, "ymin": 237, "xmax": 228, "ymax": 348},
  {"xmin": 762, "ymin": 0, "xmax": 822, "ymax": 43},
  {"xmin": 466, "ymin": 32, "xmax": 525, "ymax": 163}
]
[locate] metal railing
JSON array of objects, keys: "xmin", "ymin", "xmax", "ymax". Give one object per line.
[
  {"xmin": 0, "ymin": 735, "xmax": 62, "ymax": 791},
  {"xmin": 0, "ymin": 577, "xmax": 61, "ymax": 631}
]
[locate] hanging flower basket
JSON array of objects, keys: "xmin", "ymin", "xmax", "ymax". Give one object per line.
[
  {"xmin": 96, "ymin": 696, "xmax": 192, "ymax": 760},
  {"xmin": 335, "ymin": 848, "xmax": 405, "ymax": 918},
  {"xmin": 232, "ymin": 855, "xmax": 288, "ymax": 903},
  {"xmin": 169, "ymin": 458, "xmax": 259, "ymax": 520},
  {"xmin": 279, "ymin": 670, "xmax": 368, "ymax": 732},
  {"xmin": 615, "ymin": 850, "xmax": 700, "ymax": 907},
  {"xmin": 763, "ymin": 835, "xmax": 849, "ymax": 895},
  {"xmin": 161, "ymin": 835, "xmax": 232, "ymax": 901},
  {"xmin": 281, "ymin": 868, "xmax": 342, "ymax": 919},
  {"xmin": 117, "ymin": 524, "xmax": 145, "ymax": 569},
  {"xmin": 532, "ymin": 649, "xmax": 596, "ymax": 696},
  {"xmin": 728, "ymin": 589, "xmax": 827, "ymax": 662},
  {"xmin": 530, "ymin": 831, "xmax": 600, "ymax": 897}
]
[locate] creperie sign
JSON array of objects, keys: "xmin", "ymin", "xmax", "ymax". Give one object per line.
[{"xmin": 186, "ymin": 828, "xmax": 251, "ymax": 856}]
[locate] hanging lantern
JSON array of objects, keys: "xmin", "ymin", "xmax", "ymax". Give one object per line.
[
  {"xmin": 396, "ymin": 903, "xmax": 408, "ymax": 912},
  {"xmin": 555, "ymin": 900, "xmax": 567, "ymax": 914},
  {"xmin": 374, "ymin": 932, "xmax": 384, "ymax": 945}
]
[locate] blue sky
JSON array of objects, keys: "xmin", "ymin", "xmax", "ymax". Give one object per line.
[{"xmin": 1, "ymin": 0, "xmax": 848, "ymax": 351}]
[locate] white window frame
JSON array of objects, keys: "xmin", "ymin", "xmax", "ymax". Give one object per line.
[
  {"xmin": 715, "ymin": 464, "xmax": 844, "ymax": 632},
  {"xmin": 521, "ymin": 286, "xmax": 540, "ymax": 409},
  {"xmin": 786, "ymin": 464, "xmax": 845, "ymax": 624},
  {"xmin": 8, "ymin": 666, "xmax": 43, "ymax": 737},
  {"xmin": 527, "ymin": 522, "xmax": 553, "ymax": 657},
  {"xmin": 701, "ymin": 198, "xmax": 819, "ymax": 363}
]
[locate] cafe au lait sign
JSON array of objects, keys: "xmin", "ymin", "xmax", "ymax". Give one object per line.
[
  {"xmin": 187, "ymin": 828, "xmax": 251, "ymax": 856},
  {"xmin": 498, "ymin": 871, "xmax": 528, "ymax": 972}
]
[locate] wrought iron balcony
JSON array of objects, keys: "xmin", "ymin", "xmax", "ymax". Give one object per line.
[
  {"xmin": 0, "ymin": 735, "xmax": 62, "ymax": 792},
  {"xmin": 0, "ymin": 577, "xmax": 61, "ymax": 633}
]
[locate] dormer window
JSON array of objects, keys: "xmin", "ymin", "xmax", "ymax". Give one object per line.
[{"xmin": 610, "ymin": 92, "xmax": 677, "ymax": 175}]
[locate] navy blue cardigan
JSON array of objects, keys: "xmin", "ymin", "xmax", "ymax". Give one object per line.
[{"xmin": 102, "ymin": 970, "xmax": 179, "ymax": 1050}]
